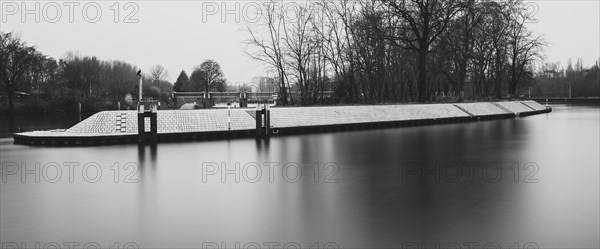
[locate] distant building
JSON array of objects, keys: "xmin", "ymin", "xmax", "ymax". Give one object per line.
[{"xmin": 250, "ymin": 76, "xmax": 276, "ymax": 93}]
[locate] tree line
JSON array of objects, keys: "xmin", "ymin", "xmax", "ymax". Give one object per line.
[
  {"xmin": 173, "ymin": 60, "xmax": 227, "ymax": 94},
  {"xmin": 0, "ymin": 32, "xmax": 230, "ymax": 114},
  {"xmin": 534, "ymin": 58, "xmax": 600, "ymax": 98},
  {"xmin": 247, "ymin": 0, "xmax": 551, "ymax": 105},
  {"xmin": 3, "ymin": 0, "xmax": 598, "ymax": 113}
]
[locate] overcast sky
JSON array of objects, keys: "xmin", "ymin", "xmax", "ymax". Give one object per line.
[{"xmin": 1, "ymin": 0, "xmax": 599, "ymax": 84}]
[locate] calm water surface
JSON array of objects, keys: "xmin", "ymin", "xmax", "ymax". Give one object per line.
[{"xmin": 1, "ymin": 105, "xmax": 598, "ymax": 248}]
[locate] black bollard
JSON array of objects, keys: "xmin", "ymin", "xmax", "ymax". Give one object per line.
[
  {"xmin": 255, "ymin": 106, "xmax": 272, "ymax": 138},
  {"xmin": 150, "ymin": 111, "xmax": 158, "ymax": 143},
  {"xmin": 138, "ymin": 104, "xmax": 158, "ymax": 144},
  {"xmin": 265, "ymin": 109, "xmax": 271, "ymax": 136},
  {"xmin": 255, "ymin": 109, "xmax": 263, "ymax": 137},
  {"xmin": 138, "ymin": 110, "xmax": 145, "ymax": 143}
]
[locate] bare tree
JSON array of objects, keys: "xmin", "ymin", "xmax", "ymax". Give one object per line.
[
  {"xmin": 282, "ymin": 2, "xmax": 319, "ymax": 105},
  {"xmin": 0, "ymin": 32, "xmax": 41, "ymax": 113},
  {"xmin": 317, "ymin": 0, "xmax": 358, "ymax": 101},
  {"xmin": 437, "ymin": 0, "xmax": 484, "ymax": 97},
  {"xmin": 381, "ymin": 0, "xmax": 462, "ymax": 102},
  {"xmin": 246, "ymin": 0, "xmax": 290, "ymax": 105},
  {"xmin": 190, "ymin": 59, "xmax": 224, "ymax": 96},
  {"xmin": 244, "ymin": 0, "xmax": 548, "ymax": 104},
  {"xmin": 149, "ymin": 64, "xmax": 169, "ymax": 83},
  {"xmin": 506, "ymin": 1, "xmax": 546, "ymax": 96}
]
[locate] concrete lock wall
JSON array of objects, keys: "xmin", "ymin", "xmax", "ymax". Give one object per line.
[{"xmin": 13, "ymin": 101, "xmax": 550, "ymax": 146}]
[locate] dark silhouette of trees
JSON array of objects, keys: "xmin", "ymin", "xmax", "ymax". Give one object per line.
[
  {"xmin": 246, "ymin": 0, "xmax": 290, "ymax": 105},
  {"xmin": 190, "ymin": 59, "xmax": 225, "ymax": 94},
  {"xmin": 59, "ymin": 52, "xmax": 140, "ymax": 100},
  {"xmin": 149, "ymin": 64, "xmax": 169, "ymax": 83},
  {"xmin": 1, "ymin": 31, "xmax": 179, "ymax": 113},
  {"xmin": 505, "ymin": 1, "xmax": 545, "ymax": 96},
  {"xmin": 381, "ymin": 0, "xmax": 463, "ymax": 102},
  {"xmin": 533, "ymin": 58, "xmax": 600, "ymax": 98},
  {"xmin": 246, "ymin": 0, "xmax": 556, "ymax": 104},
  {"xmin": 0, "ymin": 32, "xmax": 241, "ymax": 113},
  {"xmin": 173, "ymin": 70, "xmax": 189, "ymax": 92},
  {"xmin": 0, "ymin": 32, "xmax": 42, "ymax": 113}
]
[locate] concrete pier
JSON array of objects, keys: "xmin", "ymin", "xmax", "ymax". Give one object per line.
[{"xmin": 13, "ymin": 101, "xmax": 551, "ymax": 146}]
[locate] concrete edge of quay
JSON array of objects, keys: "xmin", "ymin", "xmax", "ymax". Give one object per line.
[{"xmin": 12, "ymin": 101, "xmax": 553, "ymax": 146}]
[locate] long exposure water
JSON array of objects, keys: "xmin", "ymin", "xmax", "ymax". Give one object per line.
[{"xmin": 1, "ymin": 104, "xmax": 598, "ymax": 248}]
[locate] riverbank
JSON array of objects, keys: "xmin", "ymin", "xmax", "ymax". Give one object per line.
[
  {"xmin": 531, "ymin": 97, "xmax": 600, "ymax": 104},
  {"xmin": 13, "ymin": 101, "xmax": 551, "ymax": 146}
]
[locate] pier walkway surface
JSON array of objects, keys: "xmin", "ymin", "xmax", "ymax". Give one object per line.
[{"xmin": 13, "ymin": 101, "xmax": 549, "ymax": 145}]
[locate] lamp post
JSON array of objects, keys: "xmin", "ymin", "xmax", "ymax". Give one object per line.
[{"xmin": 137, "ymin": 70, "xmax": 142, "ymax": 102}]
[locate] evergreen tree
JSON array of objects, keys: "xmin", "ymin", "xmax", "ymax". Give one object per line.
[{"xmin": 174, "ymin": 70, "xmax": 189, "ymax": 92}]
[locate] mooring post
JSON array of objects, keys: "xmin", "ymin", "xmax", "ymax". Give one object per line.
[
  {"xmin": 255, "ymin": 109, "xmax": 263, "ymax": 137},
  {"xmin": 240, "ymin": 91, "xmax": 247, "ymax": 108},
  {"xmin": 150, "ymin": 105, "xmax": 158, "ymax": 143},
  {"xmin": 228, "ymin": 105, "xmax": 231, "ymax": 130},
  {"xmin": 265, "ymin": 104, "xmax": 271, "ymax": 136},
  {"xmin": 138, "ymin": 103, "xmax": 158, "ymax": 144},
  {"xmin": 138, "ymin": 75, "xmax": 143, "ymax": 101},
  {"xmin": 138, "ymin": 105, "xmax": 145, "ymax": 143}
]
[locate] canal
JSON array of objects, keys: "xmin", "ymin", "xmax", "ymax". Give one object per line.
[{"xmin": 1, "ymin": 104, "xmax": 598, "ymax": 248}]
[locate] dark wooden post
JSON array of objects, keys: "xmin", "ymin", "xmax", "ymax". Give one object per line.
[
  {"xmin": 265, "ymin": 109, "xmax": 271, "ymax": 136},
  {"xmin": 255, "ymin": 109, "xmax": 263, "ymax": 137},
  {"xmin": 240, "ymin": 91, "xmax": 248, "ymax": 108},
  {"xmin": 150, "ymin": 111, "xmax": 157, "ymax": 143},
  {"xmin": 137, "ymin": 111, "xmax": 145, "ymax": 143},
  {"xmin": 138, "ymin": 102, "xmax": 158, "ymax": 144}
]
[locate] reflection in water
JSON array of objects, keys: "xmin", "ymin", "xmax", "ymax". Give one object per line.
[
  {"xmin": 255, "ymin": 137, "xmax": 270, "ymax": 152},
  {"xmin": 0, "ymin": 105, "xmax": 598, "ymax": 248},
  {"xmin": 137, "ymin": 143, "xmax": 158, "ymax": 174}
]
